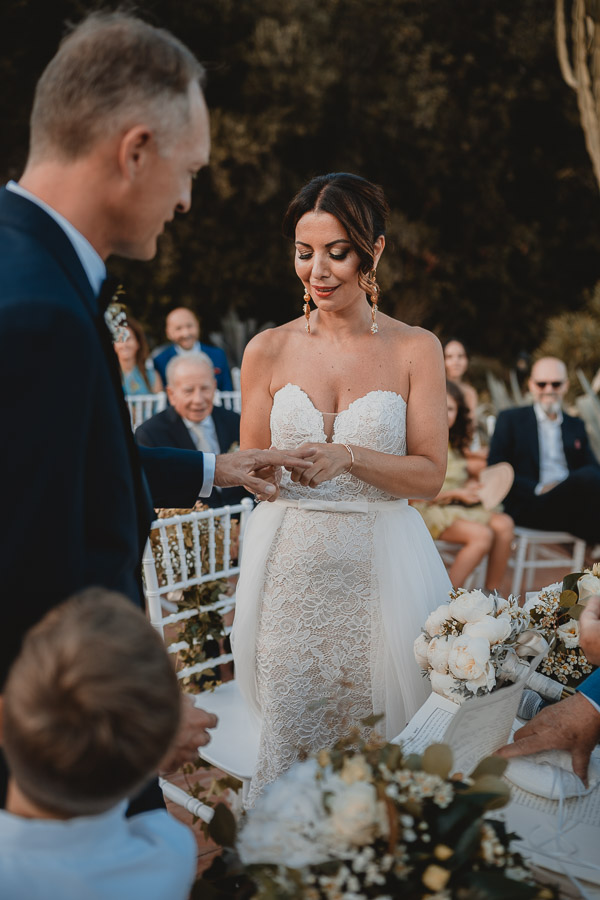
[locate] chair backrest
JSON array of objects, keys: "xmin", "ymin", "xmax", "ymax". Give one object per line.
[
  {"xmin": 231, "ymin": 366, "xmax": 241, "ymax": 392},
  {"xmin": 143, "ymin": 499, "xmax": 254, "ymax": 682},
  {"xmin": 213, "ymin": 389, "xmax": 242, "ymax": 413},
  {"xmin": 126, "ymin": 391, "xmax": 168, "ymax": 429}
]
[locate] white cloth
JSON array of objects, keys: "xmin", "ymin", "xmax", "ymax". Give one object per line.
[
  {"xmin": 6, "ymin": 181, "xmax": 106, "ymax": 296},
  {"xmin": 533, "ymin": 403, "xmax": 569, "ymax": 495},
  {"xmin": 0, "ymin": 801, "xmax": 196, "ymax": 900},
  {"xmin": 232, "ymin": 383, "xmax": 451, "ymax": 804}
]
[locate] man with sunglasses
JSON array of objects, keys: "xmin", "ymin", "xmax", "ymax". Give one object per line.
[{"xmin": 488, "ymin": 356, "xmax": 600, "ymax": 544}]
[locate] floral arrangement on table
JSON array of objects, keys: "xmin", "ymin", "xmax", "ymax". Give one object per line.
[
  {"xmin": 195, "ymin": 728, "xmax": 558, "ymax": 899},
  {"xmin": 525, "ymin": 566, "xmax": 599, "ymax": 688},
  {"xmin": 413, "ymin": 588, "xmax": 539, "ymax": 704}
]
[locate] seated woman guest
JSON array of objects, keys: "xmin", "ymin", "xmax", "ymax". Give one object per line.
[
  {"xmin": 444, "ymin": 339, "xmax": 478, "ymax": 418},
  {"xmin": 114, "ymin": 317, "xmax": 162, "ymax": 395},
  {"xmin": 413, "ymin": 381, "xmax": 514, "ymax": 590}
]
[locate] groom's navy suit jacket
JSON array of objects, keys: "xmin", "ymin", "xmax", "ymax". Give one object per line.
[
  {"xmin": 488, "ymin": 405, "xmax": 598, "ymax": 521},
  {"xmin": 0, "ymin": 187, "xmax": 206, "ymax": 687}
]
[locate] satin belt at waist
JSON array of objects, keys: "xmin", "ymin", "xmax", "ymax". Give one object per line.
[{"xmin": 272, "ymin": 497, "xmax": 409, "ymax": 514}]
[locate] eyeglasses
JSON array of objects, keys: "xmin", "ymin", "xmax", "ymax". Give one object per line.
[{"xmin": 534, "ymin": 381, "xmax": 564, "ymax": 389}]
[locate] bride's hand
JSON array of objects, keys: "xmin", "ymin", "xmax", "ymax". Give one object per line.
[{"xmin": 289, "ymin": 442, "xmax": 353, "ymax": 487}]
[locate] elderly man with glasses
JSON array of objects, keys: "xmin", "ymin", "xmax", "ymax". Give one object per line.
[{"xmin": 488, "ymin": 356, "xmax": 600, "ymax": 544}]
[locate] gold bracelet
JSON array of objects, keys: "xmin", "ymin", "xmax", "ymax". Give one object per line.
[{"xmin": 342, "ymin": 442, "xmax": 354, "ymax": 474}]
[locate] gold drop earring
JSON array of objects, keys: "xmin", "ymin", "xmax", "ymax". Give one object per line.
[
  {"xmin": 303, "ymin": 287, "xmax": 311, "ymax": 334},
  {"xmin": 370, "ymin": 269, "xmax": 379, "ymax": 334}
]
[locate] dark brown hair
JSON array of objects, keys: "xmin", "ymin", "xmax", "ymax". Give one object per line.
[
  {"xmin": 282, "ymin": 173, "xmax": 390, "ymax": 298},
  {"xmin": 3, "ymin": 589, "xmax": 181, "ymax": 816},
  {"xmin": 29, "ymin": 10, "xmax": 205, "ymax": 161},
  {"xmin": 447, "ymin": 379, "xmax": 473, "ymax": 454},
  {"xmin": 124, "ymin": 316, "xmax": 154, "ymax": 391}
]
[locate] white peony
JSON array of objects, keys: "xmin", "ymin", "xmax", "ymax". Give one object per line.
[
  {"xmin": 238, "ymin": 758, "xmax": 331, "ymax": 866},
  {"xmin": 430, "ymin": 670, "xmax": 463, "ymax": 702},
  {"xmin": 448, "ymin": 635, "xmax": 491, "ymax": 681},
  {"xmin": 414, "ymin": 632, "xmax": 431, "ymax": 669},
  {"xmin": 427, "ymin": 634, "xmax": 457, "ymax": 674},
  {"xmin": 325, "ymin": 776, "xmax": 379, "ymax": 848},
  {"xmin": 578, "ymin": 573, "xmax": 600, "ymax": 603},
  {"xmin": 424, "ymin": 604, "xmax": 452, "ymax": 636},
  {"xmin": 465, "ymin": 660, "xmax": 496, "ymax": 694},
  {"xmin": 448, "ymin": 589, "xmax": 494, "ymax": 624},
  {"xmin": 463, "ymin": 614, "xmax": 511, "ymax": 645},
  {"xmin": 556, "ymin": 618, "xmax": 580, "ymax": 649}
]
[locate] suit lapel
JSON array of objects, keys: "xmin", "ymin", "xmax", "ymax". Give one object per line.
[
  {"xmin": 525, "ymin": 407, "xmax": 540, "ymax": 474},
  {"xmin": 0, "ymin": 188, "xmax": 97, "ymax": 316},
  {"xmin": 166, "ymin": 407, "xmax": 198, "ymax": 452}
]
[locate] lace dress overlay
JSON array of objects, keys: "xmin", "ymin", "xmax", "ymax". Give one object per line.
[{"xmin": 234, "ymin": 383, "xmax": 451, "ymax": 805}]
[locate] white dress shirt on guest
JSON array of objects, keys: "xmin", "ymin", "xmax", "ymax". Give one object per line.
[{"xmin": 533, "ymin": 403, "xmax": 570, "ymax": 495}]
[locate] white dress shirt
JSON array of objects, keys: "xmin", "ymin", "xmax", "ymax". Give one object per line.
[
  {"xmin": 6, "ymin": 181, "xmax": 216, "ymax": 496},
  {"xmin": 534, "ymin": 403, "xmax": 570, "ymax": 495}
]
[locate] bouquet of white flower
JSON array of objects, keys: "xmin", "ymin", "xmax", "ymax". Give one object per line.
[
  {"xmin": 526, "ymin": 566, "xmax": 598, "ymax": 688},
  {"xmin": 414, "ymin": 588, "xmax": 534, "ymax": 704},
  {"xmin": 213, "ymin": 730, "xmax": 558, "ymax": 900}
]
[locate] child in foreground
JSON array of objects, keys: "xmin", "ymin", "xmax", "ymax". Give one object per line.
[{"xmin": 0, "ymin": 588, "xmax": 196, "ymax": 900}]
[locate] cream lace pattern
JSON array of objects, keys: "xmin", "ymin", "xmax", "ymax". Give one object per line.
[{"xmin": 248, "ymin": 383, "xmax": 407, "ymax": 805}]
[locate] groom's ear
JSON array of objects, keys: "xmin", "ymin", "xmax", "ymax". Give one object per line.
[{"xmin": 117, "ymin": 125, "xmax": 155, "ymax": 181}]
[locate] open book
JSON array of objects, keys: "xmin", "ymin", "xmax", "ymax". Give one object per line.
[{"xmin": 394, "ymin": 681, "xmax": 600, "ymax": 889}]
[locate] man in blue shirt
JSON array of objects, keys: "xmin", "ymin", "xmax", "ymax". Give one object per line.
[{"xmin": 153, "ymin": 307, "xmax": 233, "ymax": 391}]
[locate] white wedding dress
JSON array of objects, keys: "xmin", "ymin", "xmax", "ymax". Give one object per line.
[{"xmin": 232, "ymin": 383, "xmax": 451, "ymax": 804}]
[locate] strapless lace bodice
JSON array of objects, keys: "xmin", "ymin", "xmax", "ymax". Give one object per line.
[{"xmin": 271, "ymin": 383, "xmax": 407, "ymax": 502}]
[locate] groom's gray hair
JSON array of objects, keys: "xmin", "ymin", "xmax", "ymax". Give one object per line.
[{"xmin": 28, "ymin": 10, "xmax": 205, "ymax": 163}]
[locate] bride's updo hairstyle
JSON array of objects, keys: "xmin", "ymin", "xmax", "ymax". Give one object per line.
[{"xmin": 282, "ymin": 173, "xmax": 390, "ymax": 298}]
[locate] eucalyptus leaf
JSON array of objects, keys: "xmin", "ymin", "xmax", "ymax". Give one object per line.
[
  {"xmin": 559, "ymin": 590, "xmax": 578, "ymax": 607},
  {"xmin": 563, "ymin": 573, "xmax": 584, "ymax": 593},
  {"xmin": 422, "ymin": 743, "xmax": 453, "ymax": 779},
  {"xmin": 569, "ymin": 603, "xmax": 586, "ymax": 621},
  {"xmin": 404, "ymin": 753, "xmax": 422, "ymax": 771},
  {"xmin": 208, "ymin": 802, "xmax": 237, "ymax": 848},
  {"xmin": 470, "ymin": 756, "xmax": 508, "ymax": 779}
]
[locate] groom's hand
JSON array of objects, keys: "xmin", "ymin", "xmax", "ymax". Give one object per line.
[
  {"xmin": 214, "ymin": 448, "xmax": 314, "ymax": 500},
  {"xmin": 496, "ymin": 693, "xmax": 600, "ymax": 785}
]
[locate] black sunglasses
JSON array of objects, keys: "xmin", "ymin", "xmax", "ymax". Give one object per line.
[{"xmin": 534, "ymin": 381, "xmax": 564, "ymax": 389}]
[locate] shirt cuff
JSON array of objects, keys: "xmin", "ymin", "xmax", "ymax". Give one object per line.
[
  {"xmin": 534, "ymin": 483, "xmax": 544, "ymax": 496},
  {"xmin": 198, "ymin": 453, "xmax": 216, "ymax": 497}
]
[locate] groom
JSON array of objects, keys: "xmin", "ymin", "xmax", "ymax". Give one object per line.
[{"xmin": 0, "ymin": 10, "xmax": 310, "ymax": 794}]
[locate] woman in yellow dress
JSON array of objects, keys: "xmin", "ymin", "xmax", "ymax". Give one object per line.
[{"xmin": 413, "ymin": 381, "xmax": 514, "ymax": 591}]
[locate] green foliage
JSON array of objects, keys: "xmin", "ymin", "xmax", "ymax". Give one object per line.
[
  {"xmin": 3, "ymin": 0, "xmax": 600, "ymax": 362},
  {"xmin": 536, "ymin": 280, "xmax": 600, "ymax": 399}
]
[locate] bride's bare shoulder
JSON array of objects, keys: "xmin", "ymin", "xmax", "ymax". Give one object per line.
[
  {"xmin": 384, "ymin": 317, "xmax": 442, "ymax": 358},
  {"xmin": 242, "ymin": 320, "xmax": 299, "ymax": 365}
]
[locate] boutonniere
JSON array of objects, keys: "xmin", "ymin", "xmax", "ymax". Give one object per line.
[
  {"xmin": 227, "ymin": 442, "xmax": 240, "ymax": 454},
  {"xmin": 574, "ymin": 438, "xmax": 582, "ymax": 450},
  {"xmin": 104, "ymin": 285, "xmax": 129, "ymax": 343}
]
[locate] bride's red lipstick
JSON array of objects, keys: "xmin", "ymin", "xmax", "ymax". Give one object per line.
[{"xmin": 311, "ymin": 285, "xmax": 339, "ymax": 298}]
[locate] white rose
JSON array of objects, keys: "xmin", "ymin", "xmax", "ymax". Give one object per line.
[
  {"xmin": 448, "ymin": 589, "xmax": 493, "ymax": 624},
  {"xmin": 463, "ymin": 614, "xmax": 511, "ymax": 645},
  {"xmin": 238, "ymin": 758, "xmax": 331, "ymax": 867},
  {"xmin": 427, "ymin": 634, "xmax": 457, "ymax": 674},
  {"xmin": 556, "ymin": 618, "xmax": 580, "ymax": 649},
  {"xmin": 465, "ymin": 660, "xmax": 496, "ymax": 694},
  {"xmin": 340, "ymin": 754, "xmax": 372, "ymax": 785},
  {"xmin": 430, "ymin": 670, "xmax": 463, "ymax": 702},
  {"xmin": 578, "ymin": 573, "xmax": 600, "ymax": 603},
  {"xmin": 414, "ymin": 632, "xmax": 431, "ymax": 669},
  {"xmin": 448, "ymin": 635, "xmax": 491, "ymax": 681},
  {"xmin": 325, "ymin": 777, "xmax": 379, "ymax": 847},
  {"xmin": 424, "ymin": 604, "xmax": 452, "ymax": 636}
]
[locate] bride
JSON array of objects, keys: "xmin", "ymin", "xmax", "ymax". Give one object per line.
[{"xmin": 232, "ymin": 173, "xmax": 451, "ymax": 804}]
